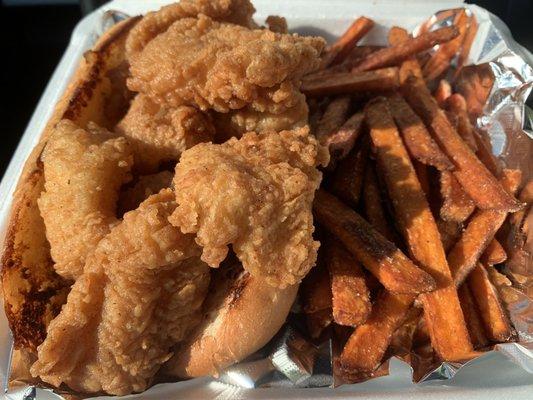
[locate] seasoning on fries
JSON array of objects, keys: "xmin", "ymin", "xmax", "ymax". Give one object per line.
[
  {"xmin": 324, "ymin": 16, "xmax": 375, "ymax": 67},
  {"xmin": 314, "ymin": 189, "xmax": 436, "ymax": 294},
  {"xmin": 325, "ymin": 112, "xmax": 365, "ymax": 163},
  {"xmin": 302, "ymin": 67, "xmax": 400, "ymax": 97},
  {"xmin": 365, "ymin": 96, "xmax": 474, "ymax": 362},
  {"xmin": 387, "ymin": 92, "xmax": 453, "ymax": 171},
  {"xmin": 330, "ymin": 138, "xmax": 369, "ymax": 207},
  {"xmin": 439, "ymin": 170, "xmax": 475, "ymax": 223},
  {"xmin": 402, "ymin": 76, "xmax": 522, "ymax": 212},
  {"xmin": 449, "ymin": 169, "xmax": 523, "ymax": 285},
  {"xmin": 481, "ymin": 239, "xmax": 507, "ymax": 266},
  {"xmin": 352, "ymin": 26, "xmax": 459, "ymax": 72},
  {"xmin": 326, "ymin": 241, "xmax": 371, "ymax": 327}
]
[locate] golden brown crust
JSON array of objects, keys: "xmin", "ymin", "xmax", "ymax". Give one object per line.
[{"xmin": 1, "ymin": 17, "xmax": 140, "ymax": 353}]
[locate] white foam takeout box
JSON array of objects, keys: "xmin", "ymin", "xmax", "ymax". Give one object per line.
[{"xmin": 1, "ymin": 0, "xmax": 532, "ymax": 399}]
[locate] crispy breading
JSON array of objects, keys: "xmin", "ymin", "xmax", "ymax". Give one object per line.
[
  {"xmin": 116, "ymin": 94, "xmax": 215, "ymax": 172},
  {"xmin": 37, "ymin": 120, "xmax": 133, "ymax": 281},
  {"xmin": 118, "ymin": 171, "xmax": 174, "ymax": 215},
  {"xmin": 212, "ymin": 93, "xmax": 308, "ymax": 139},
  {"xmin": 169, "ymin": 127, "xmax": 329, "ymax": 288},
  {"xmin": 31, "ymin": 190, "xmax": 210, "ymax": 395},
  {"xmin": 128, "ymin": 15, "xmax": 325, "ymax": 113},
  {"xmin": 125, "ymin": 0, "xmax": 257, "ymax": 58}
]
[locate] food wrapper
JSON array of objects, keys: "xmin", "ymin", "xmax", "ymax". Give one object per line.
[{"xmin": 2, "ymin": 2, "xmax": 532, "ymax": 399}]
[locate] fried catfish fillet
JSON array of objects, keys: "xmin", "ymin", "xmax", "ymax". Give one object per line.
[
  {"xmin": 37, "ymin": 120, "xmax": 133, "ymax": 281},
  {"xmin": 125, "ymin": 0, "xmax": 257, "ymax": 58},
  {"xmin": 116, "ymin": 94, "xmax": 215, "ymax": 172},
  {"xmin": 31, "ymin": 190, "xmax": 210, "ymax": 395},
  {"xmin": 169, "ymin": 127, "xmax": 329, "ymax": 288},
  {"xmin": 128, "ymin": 15, "xmax": 325, "ymax": 113}
]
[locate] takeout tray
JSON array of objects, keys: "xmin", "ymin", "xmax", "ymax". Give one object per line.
[{"xmin": 1, "ymin": 0, "xmax": 532, "ymax": 399}]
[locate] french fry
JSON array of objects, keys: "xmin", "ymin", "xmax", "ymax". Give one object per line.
[
  {"xmin": 481, "ymin": 239, "xmax": 507, "ymax": 265},
  {"xmin": 439, "ymin": 170, "xmax": 475, "ymax": 223},
  {"xmin": 455, "ymin": 13, "xmax": 479, "ymax": 76},
  {"xmin": 455, "ymin": 64, "xmax": 494, "ymax": 119},
  {"xmin": 387, "ymin": 93, "xmax": 453, "ymax": 171},
  {"xmin": 467, "ymin": 263, "xmax": 514, "ymax": 342},
  {"xmin": 434, "ymin": 79, "xmax": 452, "ymax": 108},
  {"xmin": 365, "ymin": 97, "xmax": 473, "ymax": 361},
  {"xmin": 446, "ymin": 93, "xmax": 478, "ymax": 152},
  {"xmin": 413, "ymin": 161, "xmax": 431, "ymax": 198},
  {"xmin": 330, "ymin": 138, "xmax": 369, "ymax": 207},
  {"xmin": 387, "ymin": 26, "xmax": 423, "ymax": 83},
  {"xmin": 314, "ymin": 189, "xmax": 436, "ymax": 294},
  {"xmin": 302, "ymin": 67, "xmax": 400, "ymax": 97},
  {"xmin": 437, "ymin": 219, "xmax": 463, "ymax": 252},
  {"xmin": 458, "ymin": 284, "xmax": 489, "ymax": 349},
  {"xmin": 306, "ymin": 309, "xmax": 333, "ymax": 339},
  {"xmin": 423, "ymin": 10, "xmax": 469, "ymax": 81},
  {"xmin": 325, "ymin": 112, "xmax": 365, "ymax": 163},
  {"xmin": 306, "ymin": 46, "xmax": 383, "ymax": 80},
  {"xmin": 389, "ymin": 306, "xmax": 423, "ymax": 355},
  {"xmin": 473, "ymin": 131, "xmax": 502, "ymax": 177},
  {"xmin": 301, "ymin": 263, "xmax": 332, "ymax": 314},
  {"xmin": 315, "ymin": 96, "xmax": 351, "ymax": 141},
  {"xmin": 402, "ymin": 76, "xmax": 522, "ymax": 212},
  {"xmin": 323, "ymin": 17, "xmax": 375, "ymax": 67},
  {"xmin": 340, "ymin": 291, "xmax": 415, "ymax": 371},
  {"xmin": 449, "ymin": 169, "xmax": 523, "ymax": 285},
  {"xmin": 363, "ymin": 164, "xmax": 399, "ymax": 243},
  {"xmin": 326, "ymin": 241, "xmax": 371, "ymax": 327},
  {"xmin": 352, "ymin": 26, "xmax": 459, "ymax": 73}
]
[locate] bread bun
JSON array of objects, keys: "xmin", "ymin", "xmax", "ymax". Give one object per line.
[{"xmin": 163, "ymin": 262, "xmax": 298, "ymax": 378}]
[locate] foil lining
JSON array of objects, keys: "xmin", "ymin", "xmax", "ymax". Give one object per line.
[{"xmin": 4, "ymin": 4, "xmax": 533, "ymax": 398}]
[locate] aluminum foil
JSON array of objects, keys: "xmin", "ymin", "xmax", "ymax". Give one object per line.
[{"xmin": 4, "ymin": 4, "xmax": 533, "ymax": 399}]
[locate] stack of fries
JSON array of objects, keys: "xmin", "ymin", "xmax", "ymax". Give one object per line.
[{"xmin": 300, "ymin": 10, "xmax": 532, "ymax": 382}]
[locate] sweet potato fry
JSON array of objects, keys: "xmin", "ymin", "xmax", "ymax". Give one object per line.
[
  {"xmin": 340, "ymin": 291, "xmax": 415, "ymax": 371},
  {"xmin": 437, "ymin": 219, "xmax": 463, "ymax": 252},
  {"xmin": 467, "ymin": 263, "xmax": 514, "ymax": 342},
  {"xmin": 423, "ymin": 10, "xmax": 469, "ymax": 81},
  {"xmin": 352, "ymin": 26, "xmax": 459, "ymax": 73},
  {"xmin": 455, "ymin": 13, "xmax": 479, "ymax": 76},
  {"xmin": 306, "ymin": 309, "xmax": 333, "ymax": 339},
  {"xmin": 449, "ymin": 169, "xmax": 523, "ymax": 285},
  {"xmin": 365, "ymin": 97, "xmax": 473, "ymax": 361},
  {"xmin": 330, "ymin": 138, "xmax": 369, "ymax": 207},
  {"xmin": 315, "ymin": 96, "xmax": 351, "ymax": 141},
  {"xmin": 481, "ymin": 239, "xmax": 507, "ymax": 265},
  {"xmin": 302, "ymin": 67, "xmax": 400, "ymax": 97},
  {"xmin": 324, "ymin": 17, "xmax": 375, "ymax": 67},
  {"xmin": 414, "ymin": 162, "xmax": 430, "ymax": 199},
  {"xmin": 388, "ymin": 93, "xmax": 453, "ymax": 170},
  {"xmin": 387, "ymin": 26, "xmax": 423, "ymax": 83},
  {"xmin": 439, "ymin": 170, "xmax": 475, "ymax": 223},
  {"xmin": 301, "ymin": 263, "xmax": 332, "ymax": 314},
  {"xmin": 473, "ymin": 131, "xmax": 502, "ymax": 177},
  {"xmin": 458, "ymin": 283, "xmax": 489, "ymax": 349},
  {"xmin": 326, "ymin": 241, "xmax": 371, "ymax": 327},
  {"xmin": 363, "ymin": 164, "xmax": 399, "ymax": 243},
  {"xmin": 434, "ymin": 79, "xmax": 452, "ymax": 108},
  {"xmin": 314, "ymin": 190, "xmax": 436, "ymax": 294},
  {"xmin": 307, "ymin": 46, "xmax": 383, "ymax": 80},
  {"xmin": 402, "ymin": 76, "xmax": 522, "ymax": 212},
  {"xmin": 325, "ymin": 112, "xmax": 365, "ymax": 163},
  {"xmin": 446, "ymin": 93, "xmax": 478, "ymax": 152},
  {"xmin": 455, "ymin": 64, "xmax": 494, "ymax": 120}
]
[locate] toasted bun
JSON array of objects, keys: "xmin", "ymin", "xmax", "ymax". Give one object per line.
[
  {"xmin": 163, "ymin": 264, "xmax": 298, "ymax": 378},
  {"xmin": 1, "ymin": 16, "xmax": 140, "ymax": 353}
]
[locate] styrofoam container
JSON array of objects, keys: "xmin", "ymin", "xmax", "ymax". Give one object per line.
[{"xmin": 1, "ymin": 1, "xmax": 532, "ymax": 399}]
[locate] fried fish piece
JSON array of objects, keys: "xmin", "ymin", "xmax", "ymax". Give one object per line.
[
  {"xmin": 128, "ymin": 15, "xmax": 325, "ymax": 113},
  {"xmin": 116, "ymin": 94, "xmax": 215, "ymax": 172},
  {"xmin": 37, "ymin": 120, "xmax": 133, "ymax": 281},
  {"xmin": 125, "ymin": 0, "xmax": 257, "ymax": 58},
  {"xmin": 31, "ymin": 190, "xmax": 210, "ymax": 395},
  {"xmin": 169, "ymin": 127, "xmax": 329, "ymax": 288}
]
